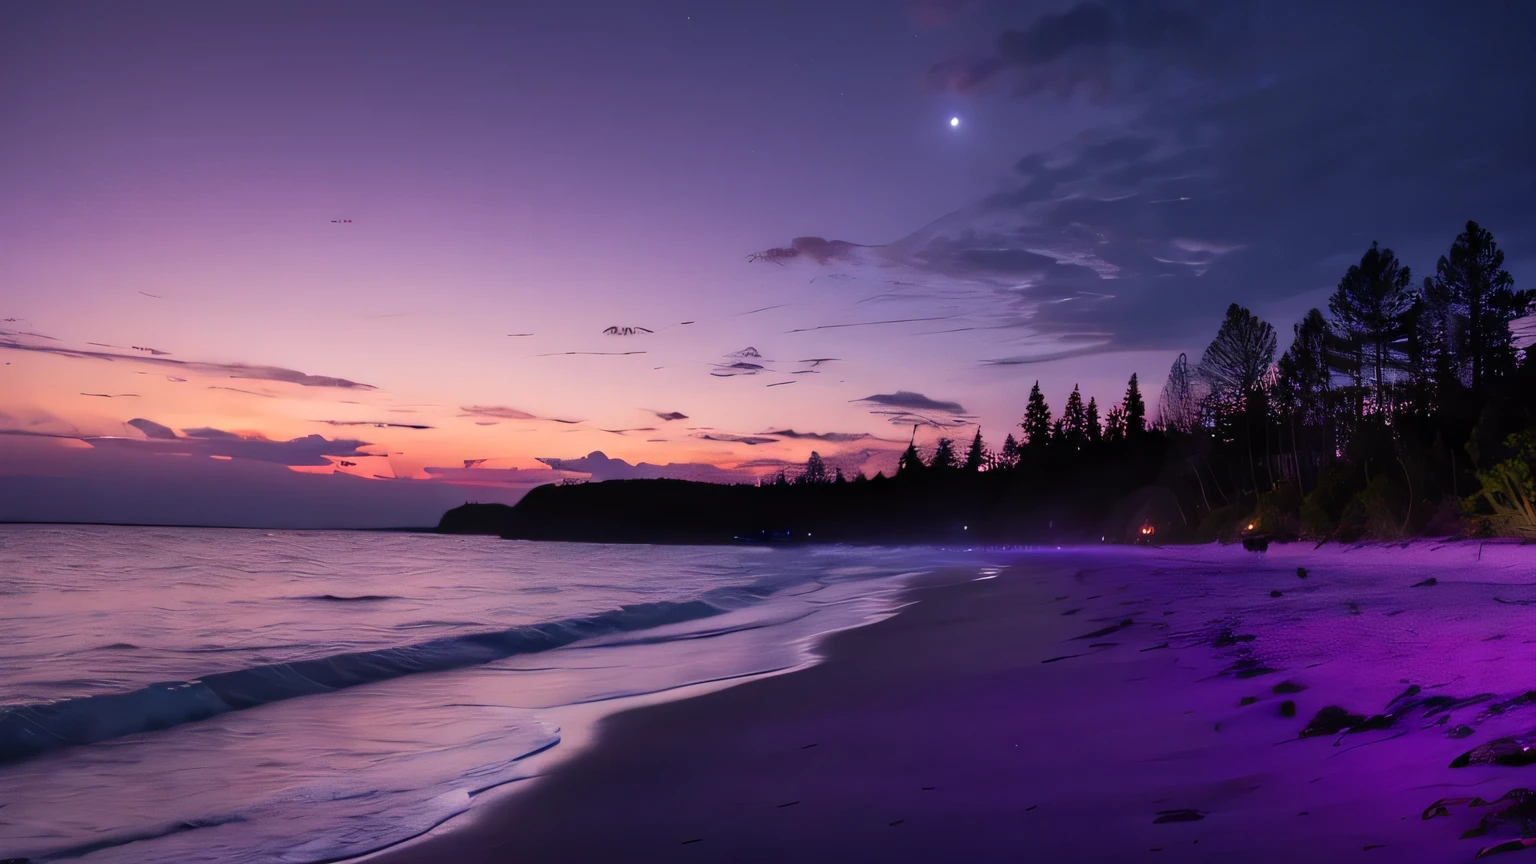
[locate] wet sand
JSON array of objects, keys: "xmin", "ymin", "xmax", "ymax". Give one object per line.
[{"xmin": 372, "ymin": 547, "xmax": 1529, "ymax": 863}]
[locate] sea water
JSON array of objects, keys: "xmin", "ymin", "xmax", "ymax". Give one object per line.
[{"xmin": 0, "ymin": 525, "xmax": 942, "ymax": 863}]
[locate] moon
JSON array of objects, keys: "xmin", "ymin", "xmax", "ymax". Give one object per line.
[{"xmin": 949, "ymin": 117, "xmax": 960, "ymax": 127}]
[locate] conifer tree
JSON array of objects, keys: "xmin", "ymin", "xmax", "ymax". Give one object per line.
[
  {"xmin": 963, "ymin": 428, "xmax": 986, "ymax": 471},
  {"xmin": 1022, "ymin": 381, "xmax": 1053, "ymax": 447}
]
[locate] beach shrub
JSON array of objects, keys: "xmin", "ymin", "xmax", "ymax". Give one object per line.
[
  {"xmin": 1301, "ymin": 463, "xmax": 1364, "ymax": 538},
  {"xmin": 1251, "ymin": 481, "xmax": 1302, "ymax": 537},
  {"xmin": 1194, "ymin": 504, "xmax": 1247, "ymax": 544},
  {"xmin": 1464, "ymin": 429, "xmax": 1536, "ymax": 538},
  {"xmin": 1337, "ymin": 474, "xmax": 1408, "ymax": 540}
]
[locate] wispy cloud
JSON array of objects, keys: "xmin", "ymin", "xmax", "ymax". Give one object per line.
[{"xmin": 1, "ymin": 331, "xmax": 375, "ymax": 389}]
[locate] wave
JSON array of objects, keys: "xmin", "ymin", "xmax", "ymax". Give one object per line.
[{"xmin": 0, "ymin": 584, "xmax": 774, "ymax": 765}]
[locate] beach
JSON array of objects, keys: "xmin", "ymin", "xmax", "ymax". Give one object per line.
[{"xmin": 375, "ymin": 542, "xmax": 1536, "ymax": 864}]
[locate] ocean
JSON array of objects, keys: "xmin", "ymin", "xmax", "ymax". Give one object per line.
[{"xmin": 0, "ymin": 525, "xmax": 943, "ymax": 863}]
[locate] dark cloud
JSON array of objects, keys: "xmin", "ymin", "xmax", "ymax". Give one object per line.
[
  {"xmin": 928, "ymin": 0, "xmax": 1219, "ymax": 101},
  {"xmin": 748, "ymin": 236, "xmax": 865, "ymax": 266},
  {"xmin": 0, "ymin": 333, "xmax": 375, "ymax": 389},
  {"xmin": 652, "ymin": 410, "xmax": 689, "ymax": 422},
  {"xmin": 771, "ymin": 2, "xmax": 1536, "ymax": 360},
  {"xmin": 853, "ymin": 391, "xmax": 974, "ymax": 429},
  {"xmin": 127, "ymin": 418, "xmax": 178, "ymax": 440},
  {"xmin": 694, "ymin": 433, "xmax": 779, "ymax": 446},
  {"xmin": 855, "ymin": 391, "xmax": 965, "ymax": 413},
  {"xmin": 163, "ymin": 427, "xmax": 374, "ymax": 466},
  {"xmin": 757, "ymin": 429, "xmax": 882, "ymax": 443}
]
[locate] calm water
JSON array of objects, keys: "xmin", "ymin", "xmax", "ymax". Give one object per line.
[{"xmin": 0, "ymin": 526, "xmax": 943, "ymax": 863}]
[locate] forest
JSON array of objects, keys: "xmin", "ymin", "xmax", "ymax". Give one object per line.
[{"xmin": 440, "ymin": 221, "xmax": 1536, "ymax": 545}]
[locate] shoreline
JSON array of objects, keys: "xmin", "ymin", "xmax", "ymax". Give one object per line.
[{"xmin": 369, "ymin": 541, "xmax": 1536, "ymax": 863}]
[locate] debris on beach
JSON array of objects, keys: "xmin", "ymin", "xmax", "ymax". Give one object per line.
[
  {"xmin": 1153, "ymin": 808, "xmax": 1206, "ymax": 823},
  {"xmin": 1451, "ymin": 735, "xmax": 1536, "ymax": 769}
]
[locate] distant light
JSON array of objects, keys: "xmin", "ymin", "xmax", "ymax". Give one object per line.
[
  {"xmin": 949, "ymin": 117, "xmax": 960, "ymax": 127},
  {"xmin": 963, "ymin": 525, "xmax": 968, "ymax": 530}
]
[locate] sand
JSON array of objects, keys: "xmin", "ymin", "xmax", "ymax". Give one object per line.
[{"xmin": 370, "ymin": 542, "xmax": 1536, "ymax": 863}]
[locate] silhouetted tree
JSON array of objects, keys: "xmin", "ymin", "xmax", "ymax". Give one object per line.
[
  {"xmin": 963, "ymin": 428, "xmax": 986, "ymax": 472},
  {"xmin": 897, "ymin": 427, "xmax": 925, "ymax": 477},
  {"xmin": 1274, "ymin": 309, "xmax": 1333, "ymax": 427},
  {"xmin": 930, "ymin": 437, "xmax": 958, "ymax": 471},
  {"xmin": 1198, "ymin": 304, "xmax": 1276, "ymax": 415},
  {"xmin": 1103, "ymin": 405, "xmax": 1127, "ymax": 442},
  {"xmin": 798, "ymin": 451, "xmax": 829, "ymax": 484},
  {"xmin": 1085, "ymin": 397, "xmax": 1102, "ymax": 444},
  {"xmin": 1328, "ymin": 242, "xmax": 1415, "ymax": 413},
  {"xmin": 1123, "ymin": 373, "xmax": 1147, "ymax": 436},
  {"xmin": 1424, "ymin": 221, "xmax": 1530, "ymax": 392},
  {"xmin": 834, "ymin": 466, "xmax": 846, "ymax": 484},
  {"xmin": 1157, "ymin": 353, "xmax": 1201, "ymax": 433},
  {"xmin": 997, "ymin": 433, "xmax": 1022, "ymax": 469},
  {"xmin": 1062, "ymin": 385, "xmax": 1089, "ymax": 449},
  {"xmin": 1050, "ymin": 417, "xmax": 1066, "ymax": 444},
  {"xmin": 1022, "ymin": 382, "xmax": 1052, "ymax": 448}
]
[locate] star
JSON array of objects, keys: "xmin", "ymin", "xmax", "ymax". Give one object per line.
[{"xmin": 949, "ymin": 117, "xmax": 960, "ymax": 128}]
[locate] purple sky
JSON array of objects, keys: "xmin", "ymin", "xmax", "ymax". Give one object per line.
[{"xmin": 3, "ymin": 0, "xmax": 1533, "ymax": 526}]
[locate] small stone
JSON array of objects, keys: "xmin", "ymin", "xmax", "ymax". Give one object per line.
[
  {"xmin": 1273, "ymin": 681, "xmax": 1306, "ymax": 694},
  {"xmin": 1239, "ymin": 696, "xmax": 1259, "ymax": 706},
  {"xmin": 1448, "ymin": 725, "xmax": 1476, "ymax": 739},
  {"xmin": 1412, "ymin": 577, "xmax": 1438, "ymax": 588},
  {"xmin": 1301, "ymin": 705, "xmax": 1366, "ymax": 738},
  {"xmin": 1270, "ymin": 589, "xmax": 1283, "ymax": 598},
  {"xmin": 1280, "ymin": 700, "xmax": 1297, "ymax": 718},
  {"xmin": 1297, "ymin": 567, "xmax": 1308, "ymax": 579}
]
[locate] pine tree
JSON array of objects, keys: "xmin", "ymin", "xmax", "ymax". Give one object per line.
[
  {"xmin": 930, "ymin": 437, "xmax": 958, "ymax": 471},
  {"xmin": 1062, "ymin": 385, "xmax": 1089, "ymax": 448},
  {"xmin": 963, "ymin": 428, "xmax": 986, "ymax": 471},
  {"xmin": 1104, "ymin": 405, "xmax": 1127, "ymax": 442},
  {"xmin": 1022, "ymin": 381, "xmax": 1052, "ymax": 447},
  {"xmin": 1425, "ymin": 221, "xmax": 1531, "ymax": 392},
  {"xmin": 1123, "ymin": 373, "xmax": 1146, "ymax": 436},
  {"xmin": 1085, "ymin": 396, "xmax": 1102, "ymax": 444},
  {"xmin": 1327, "ymin": 242, "xmax": 1416, "ymax": 412},
  {"xmin": 998, "ymin": 433, "xmax": 1022, "ymax": 469},
  {"xmin": 1050, "ymin": 417, "xmax": 1065, "ymax": 444},
  {"xmin": 1157, "ymin": 353, "xmax": 1201, "ymax": 433},
  {"xmin": 834, "ymin": 466, "xmax": 846, "ymax": 484},
  {"xmin": 797, "ymin": 451, "xmax": 828, "ymax": 484},
  {"xmin": 897, "ymin": 441, "xmax": 925, "ymax": 477},
  {"xmin": 1198, "ymin": 303, "xmax": 1277, "ymax": 418}
]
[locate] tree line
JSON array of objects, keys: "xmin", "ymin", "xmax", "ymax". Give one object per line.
[{"xmin": 777, "ymin": 221, "xmax": 1536, "ymax": 542}]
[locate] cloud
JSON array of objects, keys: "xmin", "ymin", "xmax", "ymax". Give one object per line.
[
  {"xmin": 652, "ymin": 411, "xmax": 689, "ymax": 421},
  {"xmin": 421, "ymin": 466, "xmax": 570, "ymax": 486},
  {"xmin": 765, "ymin": 2, "xmax": 1536, "ymax": 360},
  {"xmin": 694, "ymin": 433, "xmax": 779, "ymax": 446},
  {"xmin": 758, "ymin": 429, "xmax": 877, "ymax": 443},
  {"xmin": 313, "ymin": 420, "xmax": 434, "ymax": 430},
  {"xmin": 748, "ymin": 236, "xmax": 866, "ymax": 266},
  {"xmin": 853, "ymin": 391, "xmax": 974, "ymax": 429},
  {"xmin": 927, "ymin": 0, "xmax": 1219, "ymax": 101},
  {"xmin": 535, "ymin": 451, "xmax": 759, "ymax": 484},
  {"xmin": 127, "ymin": 418, "xmax": 179, "ymax": 440},
  {"xmin": 855, "ymin": 391, "xmax": 965, "ymax": 413},
  {"xmin": 0, "ymin": 332, "xmax": 375, "ymax": 389},
  {"xmin": 459, "ymin": 405, "xmax": 583, "ymax": 424}
]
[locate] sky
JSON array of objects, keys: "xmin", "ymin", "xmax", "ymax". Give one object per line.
[{"xmin": 3, "ymin": 0, "xmax": 1534, "ymax": 527}]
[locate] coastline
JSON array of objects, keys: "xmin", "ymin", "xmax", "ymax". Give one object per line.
[{"xmin": 369, "ymin": 541, "xmax": 1536, "ymax": 863}]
